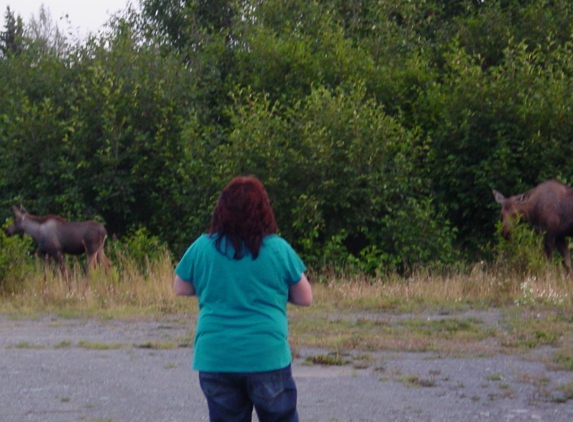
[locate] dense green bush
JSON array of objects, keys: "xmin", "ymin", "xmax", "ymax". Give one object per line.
[
  {"xmin": 0, "ymin": 221, "xmax": 34, "ymax": 293},
  {"xmin": 106, "ymin": 227, "xmax": 171, "ymax": 272},
  {"xmin": 492, "ymin": 221, "xmax": 561, "ymax": 277}
]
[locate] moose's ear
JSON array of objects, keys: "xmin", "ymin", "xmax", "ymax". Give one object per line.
[
  {"xmin": 492, "ymin": 190, "xmax": 505, "ymax": 204},
  {"xmin": 12, "ymin": 205, "xmax": 22, "ymax": 216},
  {"xmin": 514, "ymin": 193, "xmax": 528, "ymax": 203}
]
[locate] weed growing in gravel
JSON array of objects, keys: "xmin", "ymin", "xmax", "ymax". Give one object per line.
[
  {"xmin": 10, "ymin": 341, "xmax": 44, "ymax": 349},
  {"xmin": 500, "ymin": 308, "xmax": 570, "ymax": 350},
  {"xmin": 555, "ymin": 382, "xmax": 573, "ymax": 403},
  {"xmin": 550, "ymin": 348, "xmax": 573, "ymax": 371},
  {"xmin": 305, "ymin": 353, "xmax": 349, "ymax": 366},
  {"xmin": 400, "ymin": 373, "xmax": 437, "ymax": 388},
  {"xmin": 135, "ymin": 341, "xmax": 179, "ymax": 350},
  {"xmin": 486, "ymin": 373, "xmax": 504, "ymax": 382},
  {"xmin": 77, "ymin": 341, "xmax": 124, "ymax": 350}
]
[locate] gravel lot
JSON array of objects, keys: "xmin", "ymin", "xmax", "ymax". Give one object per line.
[{"xmin": 2, "ymin": 314, "xmax": 573, "ymax": 422}]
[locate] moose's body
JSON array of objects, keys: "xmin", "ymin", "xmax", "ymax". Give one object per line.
[
  {"xmin": 5, "ymin": 207, "xmax": 110, "ymax": 276},
  {"xmin": 493, "ymin": 179, "xmax": 573, "ymax": 275}
]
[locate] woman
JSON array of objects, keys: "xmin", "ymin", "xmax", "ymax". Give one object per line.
[{"xmin": 174, "ymin": 176, "xmax": 313, "ymax": 422}]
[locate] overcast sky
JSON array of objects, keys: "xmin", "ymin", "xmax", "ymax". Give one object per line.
[{"xmin": 1, "ymin": 1, "xmax": 134, "ymax": 36}]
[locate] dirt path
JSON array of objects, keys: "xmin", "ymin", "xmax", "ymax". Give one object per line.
[{"xmin": 2, "ymin": 314, "xmax": 573, "ymax": 422}]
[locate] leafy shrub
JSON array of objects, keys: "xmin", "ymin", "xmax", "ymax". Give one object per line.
[
  {"xmin": 107, "ymin": 227, "xmax": 171, "ymax": 272},
  {"xmin": 0, "ymin": 220, "xmax": 34, "ymax": 293},
  {"xmin": 492, "ymin": 221, "xmax": 556, "ymax": 277}
]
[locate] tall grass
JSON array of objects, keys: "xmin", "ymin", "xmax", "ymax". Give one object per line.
[
  {"xmin": 303, "ymin": 262, "xmax": 571, "ymax": 314},
  {"xmin": 0, "ymin": 248, "xmax": 191, "ymax": 317},
  {"xmin": 0, "ymin": 229, "xmax": 195, "ymax": 317}
]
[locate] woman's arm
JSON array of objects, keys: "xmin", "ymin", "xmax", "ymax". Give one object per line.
[
  {"xmin": 174, "ymin": 275, "xmax": 196, "ymax": 296},
  {"xmin": 288, "ymin": 273, "xmax": 313, "ymax": 306}
]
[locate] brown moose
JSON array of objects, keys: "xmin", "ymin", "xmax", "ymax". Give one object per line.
[
  {"xmin": 493, "ymin": 179, "xmax": 573, "ymax": 276},
  {"xmin": 5, "ymin": 206, "xmax": 111, "ymax": 279}
]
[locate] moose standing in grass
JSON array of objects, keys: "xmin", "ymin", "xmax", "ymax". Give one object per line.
[
  {"xmin": 493, "ymin": 179, "xmax": 573, "ymax": 277},
  {"xmin": 5, "ymin": 206, "xmax": 111, "ymax": 280}
]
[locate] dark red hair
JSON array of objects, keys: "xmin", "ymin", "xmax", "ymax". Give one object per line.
[{"xmin": 209, "ymin": 176, "xmax": 278, "ymax": 259}]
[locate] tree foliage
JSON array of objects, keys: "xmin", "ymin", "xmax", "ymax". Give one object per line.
[
  {"xmin": 0, "ymin": 6, "xmax": 24, "ymax": 57},
  {"xmin": 2, "ymin": 0, "xmax": 573, "ymax": 271}
]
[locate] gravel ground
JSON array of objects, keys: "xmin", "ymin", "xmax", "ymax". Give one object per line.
[{"xmin": 2, "ymin": 314, "xmax": 573, "ymax": 422}]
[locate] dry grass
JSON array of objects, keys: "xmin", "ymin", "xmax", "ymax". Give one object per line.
[
  {"xmin": 0, "ymin": 249, "xmax": 196, "ymax": 318},
  {"xmin": 307, "ymin": 264, "xmax": 571, "ymax": 311}
]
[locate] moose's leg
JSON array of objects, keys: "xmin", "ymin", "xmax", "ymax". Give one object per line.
[
  {"xmin": 89, "ymin": 234, "xmax": 111, "ymax": 270},
  {"xmin": 85, "ymin": 251, "xmax": 108, "ymax": 272},
  {"xmin": 81, "ymin": 240, "xmax": 93, "ymax": 273},
  {"xmin": 543, "ymin": 234, "xmax": 556, "ymax": 259},
  {"xmin": 86, "ymin": 251, "xmax": 97, "ymax": 271},
  {"xmin": 96, "ymin": 248, "xmax": 111, "ymax": 269},
  {"xmin": 555, "ymin": 237, "xmax": 572, "ymax": 277},
  {"xmin": 54, "ymin": 251, "xmax": 70, "ymax": 289},
  {"xmin": 84, "ymin": 236, "xmax": 110, "ymax": 272},
  {"xmin": 42, "ymin": 253, "xmax": 50, "ymax": 293}
]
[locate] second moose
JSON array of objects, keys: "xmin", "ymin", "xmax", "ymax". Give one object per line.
[{"xmin": 493, "ymin": 179, "xmax": 573, "ymax": 277}]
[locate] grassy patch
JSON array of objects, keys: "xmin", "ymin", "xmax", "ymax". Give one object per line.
[
  {"xmin": 486, "ymin": 373, "xmax": 504, "ymax": 381},
  {"xmin": 400, "ymin": 373, "xmax": 437, "ymax": 388},
  {"xmin": 77, "ymin": 341, "xmax": 124, "ymax": 350},
  {"xmin": 400, "ymin": 317, "xmax": 494, "ymax": 341},
  {"xmin": 54, "ymin": 340, "xmax": 72, "ymax": 349},
  {"xmin": 135, "ymin": 341, "xmax": 178, "ymax": 350},
  {"xmin": 500, "ymin": 308, "xmax": 571, "ymax": 350},
  {"xmin": 290, "ymin": 310, "xmax": 501, "ymax": 355},
  {"xmin": 550, "ymin": 348, "xmax": 573, "ymax": 371},
  {"xmin": 554, "ymin": 382, "xmax": 573, "ymax": 403},
  {"xmin": 305, "ymin": 353, "xmax": 350, "ymax": 366},
  {"xmin": 9, "ymin": 341, "xmax": 44, "ymax": 349}
]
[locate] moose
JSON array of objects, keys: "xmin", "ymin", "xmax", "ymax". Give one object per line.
[
  {"xmin": 5, "ymin": 206, "xmax": 111, "ymax": 278},
  {"xmin": 493, "ymin": 179, "xmax": 573, "ymax": 276}
]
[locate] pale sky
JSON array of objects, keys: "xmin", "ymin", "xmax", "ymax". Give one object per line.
[{"xmin": 1, "ymin": 1, "xmax": 134, "ymax": 36}]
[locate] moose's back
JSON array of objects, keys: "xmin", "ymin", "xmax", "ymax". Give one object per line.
[
  {"xmin": 54, "ymin": 220, "xmax": 108, "ymax": 256},
  {"xmin": 526, "ymin": 180, "xmax": 573, "ymax": 236}
]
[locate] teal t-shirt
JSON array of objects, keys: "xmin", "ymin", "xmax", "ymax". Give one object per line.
[{"xmin": 175, "ymin": 234, "xmax": 306, "ymax": 373}]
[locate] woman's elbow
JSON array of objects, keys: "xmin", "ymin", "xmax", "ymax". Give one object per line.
[
  {"xmin": 289, "ymin": 274, "xmax": 313, "ymax": 306},
  {"xmin": 298, "ymin": 295, "xmax": 313, "ymax": 306},
  {"xmin": 290, "ymin": 291, "xmax": 312, "ymax": 306},
  {"xmin": 174, "ymin": 276, "xmax": 196, "ymax": 296}
]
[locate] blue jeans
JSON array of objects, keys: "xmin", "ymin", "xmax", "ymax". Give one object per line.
[{"xmin": 199, "ymin": 364, "xmax": 299, "ymax": 422}]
